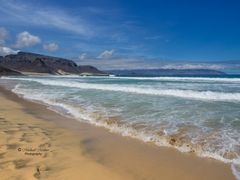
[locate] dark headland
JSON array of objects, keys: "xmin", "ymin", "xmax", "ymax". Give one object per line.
[{"xmin": 0, "ymin": 52, "xmax": 106, "ymax": 76}]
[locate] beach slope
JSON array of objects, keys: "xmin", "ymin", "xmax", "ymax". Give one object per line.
[
  {"xmin": 0, "ymin": 86, "xmax": 236, "ymax": 180},
  {"xmin": 0, "ymin": 88, "xmax": 124, "ymax": 180}
]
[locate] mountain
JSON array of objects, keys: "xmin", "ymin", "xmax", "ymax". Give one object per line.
[
  {"xmin": 107, "ymin": 69, "xmax": 225, "ymax": 76},
  {"xmin": 0, "ymin": 52, "xmax": 106, "ymax": 75},
  {"xmin": 0, "ymin": 65, "xmax": 22, "ymax": 76}
]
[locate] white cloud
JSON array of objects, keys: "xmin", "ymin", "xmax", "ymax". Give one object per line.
[
  {"xmin": 79, "ymin": 53, "xmax": 87, "ymax": 60},
  {"xmin": 0, "ymin": 46, "xmax": 19, "ymax": 56},
  {"xmin": 97, "ymin": 50, "xmax": 114, "ymax": 59},
  {"xmin": 43, "ymin": 42, "xmax": 59, "ymax": 52},
  {"xmin": 0, "ymin": 0, "xmax": 94, "ymax": 36},
  {"xmin": 15, "ymin": 31, "xmax": 41, "ymax": 48},
  {"xmin": 0, "ymin": 27, "xmax": 8, "ymax": 45}
]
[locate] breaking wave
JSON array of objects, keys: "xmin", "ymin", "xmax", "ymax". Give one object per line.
[{"xmin": 2, "ymin": 77, "xmax": 240, "ymax": 102}]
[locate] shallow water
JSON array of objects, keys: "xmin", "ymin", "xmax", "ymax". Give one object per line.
[{"xmin": 2, "ymin": 75, "xmax": 240, "ymax": 179}]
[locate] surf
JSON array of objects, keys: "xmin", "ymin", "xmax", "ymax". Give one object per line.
[{"xmin": 3, "ymin": 77, "xmax": 240, "ymax": 102}]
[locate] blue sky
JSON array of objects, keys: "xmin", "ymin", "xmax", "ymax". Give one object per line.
[{"xmin": 0, "ymin": 0, "xmax": 240, "ymax": 73}]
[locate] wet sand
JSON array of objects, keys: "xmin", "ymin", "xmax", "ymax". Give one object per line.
[{"xmin": 0, "ymin": 85, "xmax": 236, "ymax": 180}]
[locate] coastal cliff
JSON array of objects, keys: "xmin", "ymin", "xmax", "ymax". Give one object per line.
[
  {"xmin": 0, "ymin": 52, "xmax": 106, "ymax": 75},
  {"xmin": 0, "ymin": 65, "xmax": 22, "ymax": 76}
]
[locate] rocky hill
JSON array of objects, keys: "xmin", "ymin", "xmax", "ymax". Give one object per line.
[
  {"xmin": 0, "ymin": 65, "xmax": 22, "ymax": 76},
  {"xmin": 0, "ymin": 52, "xmax": 106, "ymax": 75}
]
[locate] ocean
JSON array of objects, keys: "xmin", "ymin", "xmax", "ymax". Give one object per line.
[{"xmin": 1, "ymin": 75, "xmax": 240, "ymax": 179}]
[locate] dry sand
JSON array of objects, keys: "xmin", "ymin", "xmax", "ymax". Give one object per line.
[
  {"xmin": 0, "ymin": 86, "xmax": 236, "ymax": 180},
  {"xmin": 0, "ymin": 88, "xmax": 125, "ymax": 180}
]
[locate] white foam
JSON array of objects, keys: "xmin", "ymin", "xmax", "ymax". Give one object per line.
[
  {"xmin": 109, "ymin": 76, "xmax": 240, "ymax": 82},
  {"xmin": 4, "ymin": 77, "xmax": 240, "ymax": 102},
  {"xmin": 3, "ymin": 75, "xmax": 240, "ymax": 83},
  {"xmin": 232, "ymin": 159, "xmax": 240, "ymax": 180},
  {"xmin": 10, "ymin": 84, "xmax": 240, "ymax": 180},
  {"xmin": 47, "ymin": 75, "xmax": 240, "ymax": 83}
]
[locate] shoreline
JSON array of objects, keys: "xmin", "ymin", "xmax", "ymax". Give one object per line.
[
  {"xmin": 0, "ymin": 85, "xmax": 125, "ymax": 180},
  {"xmin": 0, "ymin": 85, "xmax": 236, "ymax": 179}
]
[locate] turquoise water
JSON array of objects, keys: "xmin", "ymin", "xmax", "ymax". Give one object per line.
[{"xmin": 1, "ymin": 75, "xmax": 240, "ymax": 179}]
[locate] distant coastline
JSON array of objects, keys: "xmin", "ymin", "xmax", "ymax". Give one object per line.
[
  {"xmin": 0, "ymin": 51, "xmax": 227, "ymax": 77},
  {"xmin": 107, "ymin": 68, "xmax": 225, "ymax": 76}
]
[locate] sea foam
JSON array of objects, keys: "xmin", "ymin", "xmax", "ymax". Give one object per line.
[
  {"xmin": 3, "ymin": 76, "xmax": 240, "ymax": 179},
  {"xmin": 3, "ymin": 77, "xmax": 240, "ymax": 102},
  {"xmin": 44, "ymin": 75, "xmax": 240, "ymax": 83}
]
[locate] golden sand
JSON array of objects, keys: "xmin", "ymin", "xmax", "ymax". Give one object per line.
[
  {"xmin": 0, "ymin": 86, "xmax": 236, "ymax": 180},
  {"xmin": 0, "ymin": 89, "xmax": 125, "ymax": 180}
]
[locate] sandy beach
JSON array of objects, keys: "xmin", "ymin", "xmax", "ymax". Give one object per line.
[{"xmin": 0, "ymin": 85, "xmax": 236, "ymax": 180}]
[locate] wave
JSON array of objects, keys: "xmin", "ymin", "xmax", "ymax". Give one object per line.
[
  {"xmin": 3, "ymin": 76, "xmax": 240, "ymax": 83},
  {"xmin": 56, "ymin": 75, "xmax": 240, "ymax": 83},
  {"xmin": 232, "ymin": 160, "xmax": 240, "ymax": 180},
  {"xmin": 11, "ymin": 84, "xmax": 240, "ymax": 180},
  {"xmin": 108, "ymin": 76, "xmax": 240, "ymax": 83},
  {"xmin": 3, "ymin": 77, "xmax": 240, "ymax": 102}
]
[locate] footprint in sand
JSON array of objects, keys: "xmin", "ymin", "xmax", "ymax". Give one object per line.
[
  {"xmin": 0, "ymin": 158, "xmax": 30, "ymax": 170},
  {"xmin": 20, "ymin": 133, "xmax": 34, "ymax": 143},
  {"xmin": 34, "ymin": 164, "xmax": 50, "ymax": 179},
  {"xmin": 6, "ymin": 143, "xmax": 20, "ymax": 150},
  {"xmin": 13, "ymin": 159, "xmax": 31, "ymax": 169},
  {"xmin": 1, "ymin": 161, "xmax": 16, "ymax": 170},
  {"xmin": 0, "ymin": 152, "xmax": 6, "ymax": 159}
]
